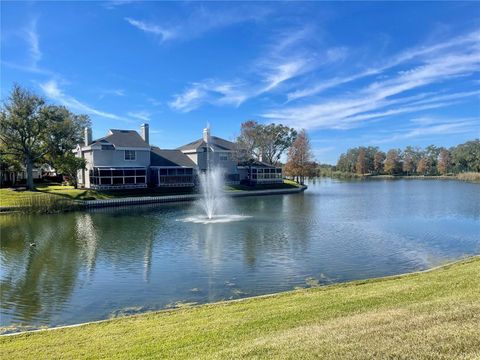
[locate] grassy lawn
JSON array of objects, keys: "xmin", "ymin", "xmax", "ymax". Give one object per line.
[
  {"xmin": 1, "ymin": 257, "xmax": 478, "ymax": 359},
  {"xmin": 226, "ymin": 179, "xmax": 301, "ymax": 191},
  {"xmin": 0, "ymin": 186, "xmax": 109, "ymax": 207}
]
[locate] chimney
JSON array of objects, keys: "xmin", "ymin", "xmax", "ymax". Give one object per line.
[
  {"xmin": 141, "ymin": 123, "xmax": 149, "ymax": 145},
  {"xmin": 203, "ymin": 127, "xmax": 211, "ymax": 144},
  {"xmin": 84, "ymin": 127, "xmax": 92, "ymax": 146}
]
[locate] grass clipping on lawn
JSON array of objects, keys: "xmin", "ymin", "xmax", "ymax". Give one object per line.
[{"xmin": 1, "ymin": 257, "xmax": 479, "ymax": 359}]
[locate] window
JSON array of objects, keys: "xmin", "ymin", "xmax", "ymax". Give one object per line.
[
  {"xmin": 101, "ymin": 145, "xmax": 115, "ymax": 150},
  {"xmin": 124, "ymin": 150, "xmax": 136, "ymax": 161},
  {"xmin": 219, "ymin": 153, "xmax": 229, "ymax": 161}
]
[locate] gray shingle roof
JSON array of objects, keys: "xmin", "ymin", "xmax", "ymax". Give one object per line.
[
  {"xmin": 177, "ymin": 136, "xmax": 236, "ymax": 152},
  {"xmin": 150, "ymin": 147, "xmax": 196, "ymax": 167},
  {"xmin": 91, "ymin": 130, "xmax": 149, "ymax": 148},
  {"xmin": 238, "ymin": 159, "xmax": 279, "ymax": 168}
]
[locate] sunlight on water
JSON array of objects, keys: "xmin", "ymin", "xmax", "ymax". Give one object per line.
[{"xmin": 178, "ymin": 214, "xmax": 252, "ymax": 224}]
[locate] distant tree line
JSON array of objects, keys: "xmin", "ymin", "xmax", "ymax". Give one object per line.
[{"xmin": 335, "ymin": 141, "xmax": 480, "ymax": 176}]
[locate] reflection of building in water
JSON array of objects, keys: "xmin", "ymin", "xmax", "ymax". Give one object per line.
[
  {"xmin": 143, "ymin": 234, "xmax": 154, "ymax": 282},
  {"xmin": 75, "ymin": 213, "xmax": 98, "ymax": 275}
]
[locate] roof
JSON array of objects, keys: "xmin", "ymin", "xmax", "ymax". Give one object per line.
[
  {"xmin": 177, "ymin": 136, "xmax": 236, "ymax": 152},
  {"xmin": 238, "ymin": 159, "xmax": 280, "ymax": 168},
  {"xmin": 91, "ymin": 130, "xmax": 149, "ymax": 148},
  {"xmin": 150, "ymin": 147, "xmax": 197, "ymax": 167}
]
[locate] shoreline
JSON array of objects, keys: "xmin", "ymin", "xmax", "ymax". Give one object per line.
[
  {"xmin": 2, "ymin": 254, "xmax": 477, "ymax": 337},
  {"xmin": 320, "ymin": 173, "xmax": 480, "ymax": 183},
  {"xmin": 0, "ymin": 185, "xmax": 307, "ymax": 213},
  {"xmin": 84, "ymin": 185, "xmax": 307, "ymax": 209}
]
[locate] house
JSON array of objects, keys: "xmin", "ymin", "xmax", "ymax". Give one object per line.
[
  {"xmin": 75, "ymin": 124, "xmax": 200, "ymax": 190},
  {"xmin": 0, "ymin": 164, "xmax": 42, "ymax": 187},
  {"xmin": 237, "ymin": 159, "xmax": 283, "ymax": 185},
  {"xmin": 177, "ymin": 128, "xmax": 240, "ymax": 184},
  {"xmin": 75, "ymin": 124, "xmax": 283, "ymax": 190},
  {"xmin": 75, "ymin": 125, "xmax": 151, "ymax": 189},
  {"xmin": 150, "ymin": 147, "xmax": 196, "ymax": 187}
]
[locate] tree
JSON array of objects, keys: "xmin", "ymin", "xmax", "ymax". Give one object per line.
[
  {"xmin": 284, "ymin": 129, "xmax": 313, "ymax": 184},
  {"xmin": 0, "ymin": 85, "xmax": 90, "ymax": 190},
  {"xmin": 236, "ymin": 120, "xmax": 261, "ymax": 162},
  {"xmin": 373, "ymin": 151, "xmax": 385, "ymax": 174},
  {"xmin": 402, "ymin": 146, "xmax": 419, "ymax": 175},
  {"xmin": 384, "ymin": 149, "xmax": 400, "ymax": 175},
  {"xmin": 451, "ymin": 139, "xmax": 480, "ymax": 173},
  {"xmin": 236, "ymin": 121, "xmax": 296, "ymax": 165},
  {"xmin": 356, "ymin": 148, "xmax": 366, "ymax": 175},
  {"xmin": 42, "ymin": 105, "xmax": 90, "ymax": 167},
  {"xmin": 437, "ymin": 148, "xmax": 452, "ymax": 175},
  {"xmin": 0, "ymin": 85, "xmax": 48, "ymax": 190},
  {"xmin": 402, "ymin": 155, "xmax": 414, "ymax": 175},
  {"xmin": 337, "ymin": 148, "xmax": 359, "ymax": 173},
  {"xmin": 424, "ymin": 145, "xmax": 440, "ymax": 175},
  {"xmin": 417, "ymin": 157, "xmax": 429, "ymax": 175},
  {"xmin": 260, "ymin": 123, "xmax": 297, "ymax": 165},
  {"xmin": 54, "ymin": 153, "xmax": 86, "ymax": 188}
]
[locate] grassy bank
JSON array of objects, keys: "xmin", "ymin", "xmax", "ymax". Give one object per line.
[
  {"xmin": 318, "ymin": 171, "xmax": 480, "ymax": 183},
  {"xmin": 0, "ymin": 180, "xmax": 301, "ymax": 211},
  {"xmin": 226, "ymin": 179, "xmax": 300, "ymax": 191},
  {"xmin": 1, "ymin": 257, "xmax": 479, "ymax": 359}
]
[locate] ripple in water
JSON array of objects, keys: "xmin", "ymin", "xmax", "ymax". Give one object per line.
[{"xmin": 178, "ymin": 214, "xmax": 251, "ymax": 224}]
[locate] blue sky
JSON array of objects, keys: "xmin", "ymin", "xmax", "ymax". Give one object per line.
[{"xmin": 1, "ymin": 1, "xmax": 479, "ymax": 164}]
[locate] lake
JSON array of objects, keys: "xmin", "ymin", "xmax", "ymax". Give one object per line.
[{"xmin": 1, "ymin": 179, "xmax": 479, "ymax": 330}]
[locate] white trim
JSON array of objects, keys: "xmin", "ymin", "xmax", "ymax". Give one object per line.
[{"xmin": 124, "ymin": 150, "xmax": 136, "ymax": 161}]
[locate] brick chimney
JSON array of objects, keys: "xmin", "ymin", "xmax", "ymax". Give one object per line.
[{"xmin": 141, "ymin": 123, "xmax": 149, "ymax": 145}]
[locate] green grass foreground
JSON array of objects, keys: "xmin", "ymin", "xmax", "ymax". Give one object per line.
[{"xmin": 1, "ymin": 257, "xmax": 479, "ymax": 359}]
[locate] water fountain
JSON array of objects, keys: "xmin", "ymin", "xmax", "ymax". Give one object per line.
[
  {"xmin": 179, "ymin": 126, "xmax": 250, "ymax": 224},
  {"xmin": 198, "ymin": 167, "xmax": 227, "ymax": 220}
]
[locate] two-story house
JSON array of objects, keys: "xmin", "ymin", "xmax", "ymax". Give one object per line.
[
  {"xmin": 76, "ymin": 124, "xmax": 197, "ymax": 189},
  {"xmin": 177, "ymin": 128, "xmax": 240, "ymax": 184},
  {"xmin": 76, "ymin": 125, "xmax": 151, "ymax": 189},
  {"xmin": 75, "ymin": 125, "xmax": 282, "ymax": 190}
]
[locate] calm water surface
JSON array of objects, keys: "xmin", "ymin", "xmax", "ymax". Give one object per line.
[{"xmin": 1, "ymin": 179, "xmax": 479, "ymax": 330}]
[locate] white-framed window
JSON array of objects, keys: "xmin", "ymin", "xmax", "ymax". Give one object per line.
[
  {"xmin": 124, "ymin": 150, "xmax": 136, "ymax": 161},
  {"xmin": 219, "ymin": 153, "xmax": 229, "ymax": 161}
]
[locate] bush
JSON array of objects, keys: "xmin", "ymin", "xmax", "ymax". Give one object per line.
[{"xmin": 457, "ymin": 172, "xmax": 480, "ymax": 183}]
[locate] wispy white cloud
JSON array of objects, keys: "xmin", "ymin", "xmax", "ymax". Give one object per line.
[
  {"xmin": 287, "ymin": 30, "xmax": 480, "ymax": 102},
  {"xmin": 169, "ymin": 27, "xmax": 332, "ymax": 112},
  {"xmin": 373, "ymin": 117, "xmax": 480, "ymax": 144},
  {"xmin": 103, "ymin": 0, "xmax": 136, "ymax": 9},
  {"xmin": 147, "ymin": 97, "xmax": 162, "ymax": 107},
  {"xmin": 125, "ymin": 5, "xmax": 270, "ymax": 43},
  {"xmin": 25, "ymin": 19, "xmax": 41, "ymax": 67},
  {"xmin": 125, "ymin": 17, "xmax": 175, "ymax": 42},
  {"xmin": 1, "ymin": 18, "xmax": 55, "ymax": 75},
  {"xmin": 40, "ymin": 80, "xmax": 130, "ymax": 122},
  {"xmin": 97, "ymin": 88, "xmax": 125, "ymax": 99},
  {"xmin": 169, "ymin": 58, "xmax": 310, "ymax": 112},
  {"xmin": 262, "ymin": 30, "xmax": 480, "ymax": 131},
  {"xmin": 169, "ymin": 78, "xmax": 249, "ymax": 112},
  {"xmin": 127, "ymin": 110, "xmax": 151, "ymax": 122}
]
